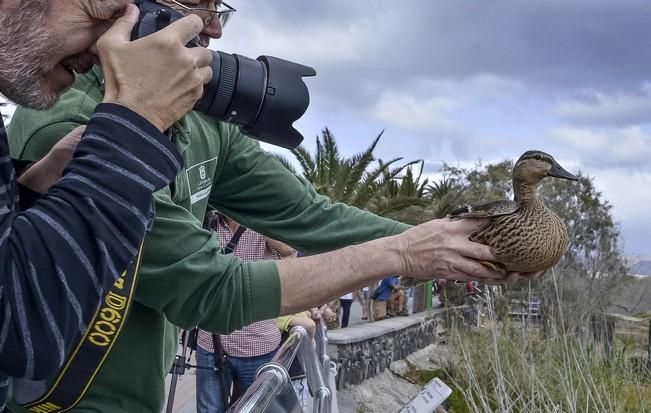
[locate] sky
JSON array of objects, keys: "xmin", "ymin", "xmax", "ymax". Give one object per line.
[
  {"xmin": 2, "ymin": 0, "xmax": 650, "ymax": 256},
  {"xmin": 210, "ymin": 0, "xmax": 651, "ymax": 257}
]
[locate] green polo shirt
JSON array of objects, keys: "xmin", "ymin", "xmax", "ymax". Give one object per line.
[{"xmin": 7, "ymin": 67, "xmax": 409, "ymax": 412}]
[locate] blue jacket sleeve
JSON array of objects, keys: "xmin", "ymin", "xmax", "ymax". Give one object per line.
[{"xmin": 0, "ymin": 103, "xmax": 182, "ymax": 380}]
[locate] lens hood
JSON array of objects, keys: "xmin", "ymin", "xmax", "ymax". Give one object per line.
[{"xmin": 131, "ymin": 0, "xmax": 316, "ymax": 149}]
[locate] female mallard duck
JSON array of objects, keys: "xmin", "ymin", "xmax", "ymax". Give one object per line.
[{"xmin": 449, "ymin": 150, "xmax": 578, "ymax": 274}]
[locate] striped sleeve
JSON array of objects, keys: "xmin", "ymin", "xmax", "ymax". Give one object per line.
[{"xmin": 0, "ymin": 103, "xmax": 182, "ymax": 380}]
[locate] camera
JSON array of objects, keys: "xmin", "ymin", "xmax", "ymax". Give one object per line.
[{"xmin": 131, "ymin": 0, "xmax": 316, "ymax": 149}]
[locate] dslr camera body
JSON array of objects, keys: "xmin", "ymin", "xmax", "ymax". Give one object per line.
[{"xmin": 131, "ymin": 0, "xmax": 316, "ymax": 149}]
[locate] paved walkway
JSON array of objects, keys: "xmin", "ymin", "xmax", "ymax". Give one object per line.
[
  {"xmin": 163, "ymin": 297, "xmax": 434, "ymax": 412},
  {"xmin": 163, "ymin": 300, "xmax": 371, "ymax": 412}
]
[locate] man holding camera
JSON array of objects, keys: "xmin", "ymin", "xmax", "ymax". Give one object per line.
[
  {"xmin": 7, "ymin": 1, "xmax": 508, "ymax": 411},
  {"xmin": 0, "ymin": 0, "xmax": 217, "ymax": 410}
]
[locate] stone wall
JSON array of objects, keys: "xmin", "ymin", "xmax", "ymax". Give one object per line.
[{"xmin": 327, "ymin": 310, "xmax": 446, "ymax": 389}]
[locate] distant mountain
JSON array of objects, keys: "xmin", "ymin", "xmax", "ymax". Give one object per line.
[{"xmin": 629, "ymin": 259, "xmax": 651, "ymax": 277}]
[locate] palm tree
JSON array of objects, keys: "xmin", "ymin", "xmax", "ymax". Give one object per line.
[
  {"xmin": 274, "ymin": 127, "xmax": 426, "ymax": 215},
  {"xmin": 274, "ymin": 128, "xmax": 434, "ymax": 320},
  {"xmin": 424, "ymin": 175, "xmax": 465, "ymax": 218}
]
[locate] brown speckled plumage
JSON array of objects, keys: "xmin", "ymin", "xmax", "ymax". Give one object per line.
[{"xmin": 449, "ymin": 150, "xmax": 577, "ymax": 274}]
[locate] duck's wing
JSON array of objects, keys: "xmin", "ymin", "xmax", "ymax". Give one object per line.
[{"xmin": 448, "ymin": 199, "xmax": 519, "ymax": 219}]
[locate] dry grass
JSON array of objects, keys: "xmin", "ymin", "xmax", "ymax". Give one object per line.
[{"xmin": 444, "ymin": 271, "xmax": 651, "ymax": 413}]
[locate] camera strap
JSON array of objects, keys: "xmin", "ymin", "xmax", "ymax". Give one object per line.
[
  {"xmin": 223, "ymin": 226, "xmax": 246, "ymax": 255},
  {"xmin": 204, "ymin": 224, "xmax": 246, "ymax": 407},
  {"xmin": 211, "ymin": 333, "xmax": 232, "ymax": 406},
  {"xmin": 19, "ymin": 242, "xmax": 144, "ymax": 413}
]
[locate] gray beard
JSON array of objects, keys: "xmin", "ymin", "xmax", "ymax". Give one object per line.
[{"xmin": 0, "ymin": 0, "xmax": 60, "ymax": 110}]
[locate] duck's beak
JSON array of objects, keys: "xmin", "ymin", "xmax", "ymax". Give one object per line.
[{"xmin": 548, "ymin": 162, "xmax": 578, "ymax": 181}]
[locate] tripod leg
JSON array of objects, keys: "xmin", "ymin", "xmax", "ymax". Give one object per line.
[
  {"xmin": 166, "ymin": 330, "xmax": 190, "ymax": 413},
  {"xmin": 166, "ymin": 362, "xmax": 181, "ymax": 413}
]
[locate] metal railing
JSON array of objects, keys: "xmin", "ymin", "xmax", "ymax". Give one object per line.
[{"xmin": 227, "ymin": 321, "xmax": 333, "ymax": 413}]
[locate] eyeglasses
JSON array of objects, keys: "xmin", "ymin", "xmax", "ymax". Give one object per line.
[{"xmin": 169, "ymin": 0, "xmax": 236, "ymax": 27}]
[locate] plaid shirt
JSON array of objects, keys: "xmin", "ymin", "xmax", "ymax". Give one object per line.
[{"xmin": 197, "ymin": 214, "xmax": 284, "ymax": 357}]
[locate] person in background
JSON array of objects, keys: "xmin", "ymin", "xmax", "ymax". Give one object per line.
[
  {"xmin": 386, "ymin": 281, "xmax": 408, "ymax": 317},
  {"xmin": 338, "ymin": 292, "xmax": 354, "ymax": 328},
  {"xmin": 371, "ymin": 276, "xmax": 408, "ymax": 320},
  {"xmin": 277, "ymin": 309, "xmax": 320, "ymax": 411},
  {"xmin": 319, "ymin": 303, "xmax": 340, "ymax": 330},
  {"xmin": 195, "ymin": 212, "xmax": 296, "ymax": 413},
  {"xmin": 353, "ymin": 287, "xmax": 370, "ymax": 320}
]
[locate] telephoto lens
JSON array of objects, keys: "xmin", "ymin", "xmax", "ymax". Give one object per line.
[{"xmin": 131, "ymin": 0, "xmax": 316, "ymax": 149}]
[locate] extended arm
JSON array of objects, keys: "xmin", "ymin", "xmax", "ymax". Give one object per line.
[
  {"xmin": 209, "ymin": 128, "xmax": 409, "ymax": 254},
  {"xmin": 7, "ymin": 100, "xmax": 502, "ymax": 340},
  {"xmin": 276, "ymin": 218, "xmax": 501, "ymax": 314}
]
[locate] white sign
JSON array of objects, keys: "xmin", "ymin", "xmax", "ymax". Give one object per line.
[{"xmin": 400, "ymin": 378, "xmax": 452, "ymax": 413}]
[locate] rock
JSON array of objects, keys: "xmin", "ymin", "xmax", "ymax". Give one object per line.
[
  {"xmin": 389, "ymin": 360, "xmax": 410, "ymax": 377},
  {"xmin": 339, "ymin": 343, "xmax": 454, "ymax": 412},
  {"xmin": 328, "ymin": 311, "xmax": 441, "ymax": 387},
  {"xmin": 344, "ymin": 370, "xmax": 421, "ymax": 412}
]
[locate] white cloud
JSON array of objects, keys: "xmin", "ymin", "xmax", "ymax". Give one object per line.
[
  {"xmin": 212, "ymin": 1, "xmax": 382, "ymax": 69},
  {"xmin": 584, "ymin": 168, "xmax": 651, "ymax": 255},
  {"xmin": 549, "ymin": 126, "xmax": 651, "ymax": 169},
  {"xmin": 557, "ymin": 88, "xmax": 651, "ymax": 126},
  {"xmin": 366, "ymin": 75, "xmax": 523, "ymax": 140},
  {"xmin": 459, "ymin": 75, "xmax": 525, "ymax": 100},
  {"xmin": 590, "ymin": 169, "xmax": 651, "ymax": 219},
  {"xmin": 369, "ymin": 90, "xmax": 463, "ymax": 134},
  {"xmin": 215, "ymin": 20, "xmax": 372, "ymax": 67}
]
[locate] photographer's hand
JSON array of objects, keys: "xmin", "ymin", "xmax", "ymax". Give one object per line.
[{"xmin": 97, "ymin": 4, "xmax": 213, "ymax": 132}]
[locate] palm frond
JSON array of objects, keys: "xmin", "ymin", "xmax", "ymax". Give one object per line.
[
  {"xmin": 375, "ymin": 196, "xmax": 430, "ymax": 216},
  {"xmin": 340, "ymin": 131, "xmax": 383, "ymax": 197},
  {"xmin": 352, "ymin": 157, "xmax": 405, "ymax": 208},
  {"xmin": 290, "ymin": 145, "xmax": 315, "ymax": 179},
  {"xmin": 282, "ymin": 126, "xmax": 431, "ymax": 215},
  {"xmin": 270, "ymin": 153, "xmax": 298, "ymax": 175},
  {"xmin": 322, "ymin": 128, "xmax": 340, "ymax": 185}
]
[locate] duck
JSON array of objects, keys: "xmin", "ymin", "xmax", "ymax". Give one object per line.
[{"xmin": 448, "ymin": 150, "xmax": 578, "ymax": 274}]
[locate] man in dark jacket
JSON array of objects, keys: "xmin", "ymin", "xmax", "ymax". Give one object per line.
[{"xmin": 0, "ymin": 0, "xmax": 213, "ymax": 407}]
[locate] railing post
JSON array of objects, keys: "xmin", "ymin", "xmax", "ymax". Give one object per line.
[
  {"xmin": 227, "ymin": 366, "xmax": 288, "ymax": 413},
  {"xmin": 227, "ymin": 324, "xmax": 334, "ymax": 413},
  {"xmin": 315, "ymin": 320, "xmax": 331, "ymax": 385},
  {"xmin": 297, "ymin": 327, "xmax": 331, "ymax": 413},
  {"xmin": 227, "ymin": 328, "xmax": 306, "ymax": 413}
]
